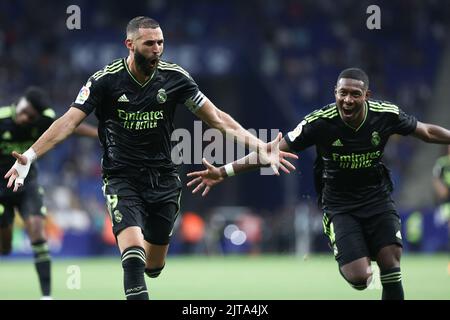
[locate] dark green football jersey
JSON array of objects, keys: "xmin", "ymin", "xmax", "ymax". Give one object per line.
[
  {"xmin": 433, "ymin": 154, "xmax": 450, "ymax": 203},
  {"xmin": 0, "ymin": 105, "xmax": 55, "ymax": 193},
  {"xmin": 285, "ymin": 100, "xmax": 417, "ymax": 217},
  {"xmin": 71, "ymin": 58, "xmax": 206, "ymax": 176}
]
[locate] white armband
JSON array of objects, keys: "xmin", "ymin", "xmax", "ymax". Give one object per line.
[
  {"xmin": 224, "ymin": 163, "xmax": 235, "ymax": 177},
  {"xmin": 12, "ymin": 148, "xmax": 37, "ymax": 187},
  {"xmin": 23, "ymin": 148, "xmax": 37, "ymax": 162}
]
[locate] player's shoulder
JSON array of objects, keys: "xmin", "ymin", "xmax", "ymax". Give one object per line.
[
  {"xmin": 286, "ymin": 103, "xmax": 336, "ymax": 143},
  {"xmin": 0, "ymin": 105, "xmax": 14, "ymax": 120},
  {"xmin": 304, "ymin": 102, "xmax": 339, "ymax": 124},
  {"xmin": 89, "ymin": 58, "xmax": 125, "ymax": 83},
  {"xmin": 368, "ymin": 99, "xmax": 400, "ymax": 115},
  {"xmin": 157, "ymin": 60, "xmax": 192, "ymax": 79},
  {"xmin": 74, "ymin": 59, "xmax": 124, "ymax": 105},
  {"xmin": 42, "ymin": 108, "xmax": 56, "ymax": 119}
]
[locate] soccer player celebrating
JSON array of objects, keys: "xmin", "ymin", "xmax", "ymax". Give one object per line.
[
  {"xmin": 187, "ymin": 68, "xmax": 450, "ymax": 300},
  {"xmin": 4, "ymin": 17, "xmax": 295, "ymax": 300},
  {"xmin": 0, "ymin": 87, "xmax": 97, "ymax": 300}
]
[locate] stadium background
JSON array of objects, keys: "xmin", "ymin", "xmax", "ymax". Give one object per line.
[{"xmin": 0, "ymin": 0, "xmax": 449, "ymax": 299}]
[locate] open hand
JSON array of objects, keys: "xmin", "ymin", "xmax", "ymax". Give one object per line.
[
  {"xmin": 187, "ymin": 158, "xmax": 225, "ymax": 197},
  {"xmin": 4, "ymin": 151, "xmax": 31, "ymax": 192}
]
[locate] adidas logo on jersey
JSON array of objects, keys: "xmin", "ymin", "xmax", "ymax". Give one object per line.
[
  {"xmin": 117, "ymin": 94, "xmax": 129, "ymax": 102},
  {"xmin": 332, "ymin": 139, "xmax": 343, "ymax": 147}
]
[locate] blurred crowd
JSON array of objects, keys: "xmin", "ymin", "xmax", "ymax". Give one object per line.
[{"xmin": 1, "ymin": 0, "xmax": 449, "ymax": 255}]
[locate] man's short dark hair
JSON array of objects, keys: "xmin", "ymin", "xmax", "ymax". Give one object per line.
[
  {"xmin": 337, "ymin": 68, "xmax": 369, "ymax": 89},
  {"xmin": 24, "ymin": 86, "xmax": 50, "ymax": 113},
  {"xmin": 126, "ymin": 16, "xmax": 160, "ymax": 37}
]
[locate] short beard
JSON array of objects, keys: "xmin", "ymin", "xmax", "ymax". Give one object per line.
[{"xmin": 134, "ymin": 49, "xmax": 157, "ymax": 76}]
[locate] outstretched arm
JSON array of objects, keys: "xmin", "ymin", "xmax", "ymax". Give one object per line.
[
  {"xmin": 187, "ymin": 135, "xmax": 298, "ymax": 196},
  {"xmin": 194, "ymin": 99, "xmax": 282, "ymax": 174},
  {"xmin": 195, "ymin": 99, "xmax": 265, "ymax": 151},
  {"xmin": 219, "ymin": 136, "xmax": 295, "ymax": 176},
  {"xmin": 74, "ymin": 122, "xmax": 98, "ymax": 138},
  {"xmin": 4, "ymin": 107, "xmax": 88, "ymax": 191},
  {"xmin": 412, "ymin": 121, "xmax": 450, "ymax": 144},
  {"xmin": 27, "ymin": 107, "xmax": 87, "ymax": 156}
]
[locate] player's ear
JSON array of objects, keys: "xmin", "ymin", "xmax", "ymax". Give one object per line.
[
  {"xmin": 365, "ymin": 89, "xmax": 371, "ymax": 100},
  {"xmin": 334, "ymin": 86, "xmax": 338, "ymax": 96},
  {"xmin": 125, "ymin": 38, "xmax": 134, "ymax": 51}
]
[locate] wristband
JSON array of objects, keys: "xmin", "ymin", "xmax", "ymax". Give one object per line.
[
  {"xmin": 224, "ymin": 163, "xmax": 235, "ymax": 177},
  {"xmin": 23, "ymin": 148, "xmax": 37, "ymax": 163}
]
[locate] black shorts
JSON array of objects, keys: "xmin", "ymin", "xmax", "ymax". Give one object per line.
[
  {"xmin": 0, "ymin": 180, "xmax": 46, "ymax": 228},
  {"xmin": 102, "ymin": 171, "xmax": 182, "ymax": 245},
  {"xmin": 323, "ymin": 211, "xmax": 402, "ymax": 267}
]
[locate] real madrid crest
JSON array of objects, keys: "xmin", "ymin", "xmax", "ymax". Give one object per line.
[
  {"xmin": 114, "ymin": 210, "xmax": 123, "ymax": 223},
  {"xmin": 156, "ymin": 88, "xmax": 167, "ymax": 104},
  {"xmin": 371, "ymin": 131, "xmax": 381, "ymax": 146}
]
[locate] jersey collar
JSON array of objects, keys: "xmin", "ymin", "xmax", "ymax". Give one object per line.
[
  {"xmin": 338, "ymin": 101, "xmax": 368, "ymax": 132},
  {"xmin": 124, "ymin": 58, "xmax": 157, "ymax": 88}
]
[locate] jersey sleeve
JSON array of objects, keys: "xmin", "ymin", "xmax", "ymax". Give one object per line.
[
  {"xmin": 71, "ymin": 75, "xmax": 106, "ymax": 115},
  {"xmin": 173, "ymin": 72, "xmax": 207, "ymax": 113},
  {"xmin": 391, "ymin": 107, "xmax": 418, "ymax": 136},
  {"xmin": 284, "ymin": 118, "xmax": 320, "ymax": 152}
]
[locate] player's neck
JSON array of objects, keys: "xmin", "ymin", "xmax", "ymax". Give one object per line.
[
  {"xmin": 126, "ymin": 56, "xmax": 151, "ymax": 84},
  {"xmin": 343, "ymin": 102, "xmax": 367, "ymax": 129},
  {"xmin": 347, "ymin": 114, "xmax": 363, "ymax": 129}
]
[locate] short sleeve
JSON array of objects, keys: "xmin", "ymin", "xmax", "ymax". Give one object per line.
[
  {"xmin": 175, "ymin": 73, "xmax": 206, "ymax": 113},
  {"xmin": 284, "ymin": 119, "xmax": 318, "ymax": 152},
  {"xmin": 71, "ymin": 75, "xmax": 105, "ymax": 115},
  {"xmin": 392, "ymin": 108, "xmax": 417, "ymax": 136}
]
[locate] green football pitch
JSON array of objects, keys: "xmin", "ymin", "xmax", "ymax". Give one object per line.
[{"xmin": 0, "ymin": 254, "xmax": 449, "ymax": 300}]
